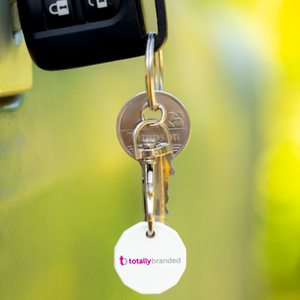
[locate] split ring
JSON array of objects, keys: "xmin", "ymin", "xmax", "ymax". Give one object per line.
[
  {"xmin": 145, "ymin": 32, "xmax": 164, "ymax": 111},
  {"xmin": 140, "ymin": 102, "xmax": 167, "ymax": 127}
]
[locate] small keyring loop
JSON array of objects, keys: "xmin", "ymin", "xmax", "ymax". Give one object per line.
[
  {"xmin": 140, "ymin": 102, "xmax": 167, "ymax": 127},
  {"xmin": 132, "ymin": 119, "xmax": 173, "ymax": 160},
  {"xmin": 132, "ymin": 119, "xmax": 157, "ymax": 159},
  {"xmin": 145, "ymin": 32, "xmax": 164, "ymax": 111}
]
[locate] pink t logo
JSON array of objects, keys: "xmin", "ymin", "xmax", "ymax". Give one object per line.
[{"xmin": 119, "ymin": 256, "xmax": 127, "ymax": 266}]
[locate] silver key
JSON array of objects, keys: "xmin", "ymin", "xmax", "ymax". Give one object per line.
[
  {"xmin": 140, "ymin": 143, "xmax": 157, "ymax": 236},
  {"xmin": 131, "ymin": 118, "xmax": 175, "ymax": 226},
  {"xmin": 139, "ymin": 144, "xmax": 173, "ymax": 228},
  {"xmin": 116, "ymin": 90, "xmax": 191, "ymax": 158}
]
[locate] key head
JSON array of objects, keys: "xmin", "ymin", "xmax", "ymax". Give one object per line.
[
  {"xmin": 116, "ymin": 91, "xmax": 191, "ymax": 159},
  {"xmin": 133, "ymin": 120, "xmax": 174, "ymax": 160}
]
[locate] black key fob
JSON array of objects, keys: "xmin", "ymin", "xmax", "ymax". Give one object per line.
[{"xmin": 17, "ymin": 0, "xmax": 167, "ymax": 70}]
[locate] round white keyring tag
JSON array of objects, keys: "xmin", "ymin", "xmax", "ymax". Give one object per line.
[{"xmin": 114, "ymin": 222, "xmax": 186, "ymax": 294}]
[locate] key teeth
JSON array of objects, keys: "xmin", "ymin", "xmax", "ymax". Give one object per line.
[
  {"xmin": 170, "ymin": 165, "xmax": 176, "ymax": 176},
  {"xmin": 165, "ymin": 155, "xmax": 173, "ymax": 219},
  {"xmin": 160, "ymin": 154, "xmax": 174, "ymax": 224},
  {"xmin": 165, "ymin": 153, "xmax": 176, "ymax": 176},
  {"xmin": 165, "ymin": 187, "xmax": 169, "ymax": 217}
]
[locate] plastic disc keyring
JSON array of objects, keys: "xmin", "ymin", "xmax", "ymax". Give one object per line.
[{"xmin": 114, "ymin": 222, "xmax": 186, "ymax": 294}]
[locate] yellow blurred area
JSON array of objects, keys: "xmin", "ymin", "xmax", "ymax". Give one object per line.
[
  {"xmin": 280, "ymin": 0, "xmax": 300, "ymax": 80},
  {"xmin": 1, "ymin": 0, "xmax": 300, "ymax": 300},
  {"xmin": 270, "ymin": 146, "xmax": 300, "ymax": 203}
]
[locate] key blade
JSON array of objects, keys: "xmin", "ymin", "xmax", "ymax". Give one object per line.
[
  {"xmin": 163, "ymin": 154, "xmax": 175, "ymax": 216},
  {"xmin": 155, "ymin": 156, "xmax": 166, "ymax": 223},
  {"xmin": 164, "ymin": 153, "xmax": 176, "ymax": 176},
  {"xmin": 155, "ymin": 154, "xmax": 176, "ymax": 223}
]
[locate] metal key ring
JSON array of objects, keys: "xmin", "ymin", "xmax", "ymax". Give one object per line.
[
  {"xmin": 140, "ymin": 102, "xmax": 167, "ymax": 127},
  {"xmin": 145, "ymin": 32, "xmax": 164, "ymax": 111}
]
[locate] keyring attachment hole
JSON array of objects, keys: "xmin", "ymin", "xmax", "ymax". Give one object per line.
[
  {"xmin": 146, "ymin": 231, "xmax": 156, "ymax": 239},
  {"xmin": 143, "ymin": 107, "xmax": 162, "ymax": 121}
]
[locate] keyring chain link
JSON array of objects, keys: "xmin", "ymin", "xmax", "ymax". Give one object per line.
[{"xmin": 140, "ymin": 102, "xmax": 167, "ymax": 127}]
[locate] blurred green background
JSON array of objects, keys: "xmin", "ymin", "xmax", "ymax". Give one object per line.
[{"xmin": 1, "ymin": 0, "xmax": 300, "ymax": 299}]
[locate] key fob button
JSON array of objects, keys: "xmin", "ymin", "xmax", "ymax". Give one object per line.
[
  {"xmin": 44, "ymin": 0, "xmax": 76, "ymax": 29},
  {"xmin": 83, "ymin": 0, "xmax": 122, "ymax": 22}
]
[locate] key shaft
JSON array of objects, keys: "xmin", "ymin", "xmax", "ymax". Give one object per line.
[{"xmin": 139, "ymin": 142, "xmax": 175, "ymax": 226}]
